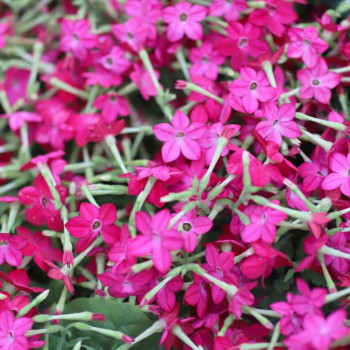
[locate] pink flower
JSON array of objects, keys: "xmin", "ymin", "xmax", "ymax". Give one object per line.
[
  {"xmin": 18, "ymin": 175, "xmax": 67, "ymax": 231},
  {"xmin": 98, "ymin": 46, "xmax": 131, "ymax": 75},
  {"xmin": 130, "ymin": 64, "xmax": 159, "ymax": 101},
  {"xmin": 60, "ymin": 19, "xmax": 97, "ymax": 60},
  {"xmin": 93, "ymin": 93, "xmax": 129, "ymax": 124},
  {"xmin": 153, "ymin": 110, "xmax": 206, "ymax": 163},
  {"xmin": 0, "ymin": 23, "xmax": 9, "ymax": 50},
  {"xmin": 209, "ymin": 0, "xmax": 247, "ymax": 22},
  {"xmin": 249, "ymin": 0, "xmax": 298, "ymax": 37},
  {"xmin": 189, "ymin": 42, "xmax": 225, "ymax": 81},
  {"xmin": 287, "ymin": 27, "xmax": 329, "ymax": 68},
  {"xmin": 3, "ymin": 111, "xmax": 42, "ymax": 132},
  {"xmin": 0, "ymin": 234, "xmax": 25, "ymax": 267},
  {"xmin": 128, "ymin": 210, "xmax": 183, "ymax": 273},
  {"xmin": 255, "ymin": 103, "xmax": 300, "ymax": 146},
  {"xmin": 124, "ymin": 0, "xmax": 162, "ymax": 40},
  {"xmin": 177, "ymin": 209, "xmax": 213, "ymax": 252},
  {"xmin": 297, "ymin": 58, "xmax": 341, "ymax": 104},
  {"xmin": 163, "ymin": 1, "xmax": 207, "ymax": 42},
  {"xmin": 155, "ymin": 275, "xmax": 183, "ymax": 312},
  {"xmin": 229, "ymin": 67, "xmax": 275, "ymax": 114},
  {"xmin": 285, "ymin": 310, "xmax": 349, "ymax": 350},
  {"xmin": 0, "ymin": 310, "xmax": 33, "ymax": 350},
  {"xmin": 4, "ymin": 68, "xmax": 30, "ymax": 106},
  {"xmin": 241, "ymin": 203, "xmax": 287, "ymax": 244},
  {"xmin": 112, "ymin": 18, "xmax": 147, "ymax": 51},
  {"xmin": 322, "ymin": 152, "xmax": 350, "ymax": 197},
  {"xmin": 65, "ymin": 202, "xmax": 119, "ymax": 253}
]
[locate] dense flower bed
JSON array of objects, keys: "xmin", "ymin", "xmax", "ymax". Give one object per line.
[{"xmin": 1, "ymin": 0, "xmax": 350, "ymax": 349}]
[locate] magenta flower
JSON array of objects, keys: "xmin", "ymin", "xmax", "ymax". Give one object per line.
[
  {"xmin": 4, "ymin": 68, "xmax": 30, "ymax": 106},
  {"xmin": 0, "ymin": 310, "xmax": 33, "ymax": 350},
  {"xmin": 322, "ymin": 152, "xmax": 350, "ymax": 197},
  {"xmin": 287, "ymin": 27, "xmax": 329, "ymax": 68},
  {"xmin": 163, "ymin": 1, "xmax": 207, "ymax": 42},
  {"xmin": 249, "ymin": 0, "xmax": 298, "ymax": 37},
  {"xmin": 209, "ymin": 0, "xmax": 247, "ymax": 22},
  {"xmin": 0, "ymin": 233, "xmax": 25, "ymax": 267},
  {"xmin": 65, "ymin": 202, "xmax": 119, "ymax": 253},
  {"xmin": 98, "ymin": 47, "xmax": 131, "ymax": 75},
  {"xmin": 189, "ymin": 42, "xmax": 225, "ymax": 81},
  {"xmin": 241, "ymin": 203, "xmax": 287, "ymax": 244},
  {"xmin": 255, "ymin": 103, "xmax": 300, "ymax": 146},
  {"xmin": 130, "ymin": 64, "xmax": 159, "ymax": 101},
  {"xmin": 177, "ymin": 209, "xmax": 213, "ymax": 253},
  {"xmin": 112, "ymin": 18, "xmax": 147, "ymax": 52},
  {"xmin": 60, "ymin": 19, "xmax": 97, "ymax": 60},
  {"xmin": 18, "ymin": 175, "xmax": 67, "ymax": 231},
  {"xmin": 153, "ymin": 110, "xmax": 206, "ymax": 163},
  {"xmin": 93, "ymin": 93, "xmax": 129, "ymax": 124},
  {"xmin": 3, "ymin": 111, "xmax": 42, "ymax": 132},
  {"xmin": 128, "ymin": 210, "xmax": 183, "ymax": 273},
  {"xmin": 155, "ymin": 275, "xmax": 183, "ymax": 312},
  {"xmin": 285, "ymin": 310, "xmax": 349, "ymax": 350},
  {"xmin": 297, "ymin": 58, "xmax": 341, "ymax": 104},
  {"xmin": 229, "ymin": 67, "xmax": 276, "ymax": 114}
]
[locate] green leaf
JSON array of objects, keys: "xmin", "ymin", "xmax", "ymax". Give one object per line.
[{"xmin": 63, "ymin": 298, "xmax": 160, "ymax": 350}]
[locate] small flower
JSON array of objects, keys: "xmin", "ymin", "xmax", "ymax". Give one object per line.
[
  {"xmin": 93, "ymin": 93, "xmax": 129, "ymax": 124},
  {"xmin": 297, "ymin": 58, "xmax": 341, "ymax": 104},
  {"xmin": 60, "ymin": 19, "xmax": 97, "ymax": 60},
  {"xmin": 287, "ymin": 27, "xmax": 329, "ymax": 68},
  {"xmin": 322, "ymin": 152, "xmax": 350, "ymax": 197},
  {"xmin": 177, "ymin": 209, "xmax": 213, "ymax": 252},
  {"xmin": 255, "ymin": 103, "xmax": 301, "ymax": 146},
  {"xmin": 65, "ymin": 202, "xmax": 119, "ymax": 253},
  {"xmin": 0, "ymin": 310, "xmax": 34, "ymax": 350},
  {"xmin": 189, "ymin": 42, "xmax": 225, "ymax": 81},
  {"xmin": 285, "ymin": 310, "xmax": 349, "ymax": 350},
  {"xmin": 163, "ymin": 1, "xmax": 207, "ymax": 42},
  {"xmin": 229, "ymin": 67, "xmax": 276, "ymax": 114},
  {"xmin": 153, "ymin": 110, "xmax": 206, "ymax": 163},
  {"xmin": 128, "ymin": 210, "xmax": 183, "ymax": 273},
  {"xmin": 0, "ymin": 234, "xmax": 25, "ymax": 267},
  {"xmin": 209, "ymin": 0, "xmax": 247, "ymax": 22},
  {"xmin": 241, "ymin": 203, "xmax": 287, "ymax": 244}
]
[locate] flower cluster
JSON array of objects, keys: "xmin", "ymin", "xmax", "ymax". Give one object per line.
[{"xmin": 0, "ymin": 0, "xmax": 350, "ymax": 349}]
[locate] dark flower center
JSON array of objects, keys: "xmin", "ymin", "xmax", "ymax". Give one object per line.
[
  {"xmin": 176, "ymin": 131, "xmax": 185, "ymax": 137},
  {"xmin": 250, "ymin": 82, "xmax": 258, "ymax": 90},
  {"xmin": 239, "ymin": 38, "xmax": 248, "ymax": 48},
  {"xmin": 92, "ymin": 220, "xmax": 101, "ymax": 230},
  {"xmin": 180, "ymin": 13, "xmax": 188, "ymax": 21},
  {"xmin": 183, "ymin": 223, "xmax": 192, "ymax": 232},
  {"xmin": 73, "ymin": 33, "xmax": 79, "ymax": 40},
  {"xmin": 303, "ymin": 39, "xmax": 311, "ymax": 45},
  {"xmin": 106, "ymin": 57, "xmax": 113, "ymax": 65},
  {"xmin": 41, "ymin": 197, "xmax": 48, "ymax": 207},
  {"xmin": 109, "ymin": 95, "xmax": 116, "ymax": 101},
  {"xmin": 312, "ymin": 79, "xmax": 320, "ymax": 86},
  {"xmin": 0, "ymin": 240, "xmax": 8, "ymax": 246},
  {"xmin": 127, "ymin": 32, "xmax": 134, "ymax": 39}
]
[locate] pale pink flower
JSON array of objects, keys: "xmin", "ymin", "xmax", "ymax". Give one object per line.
[
  {"xmin": 189, "ymin": 42, "xmax": 225, "ymax": 81},
  {"xmin": 322, "ymin": 153, "xmax": 350, "ymax": 197},
  {"xmin": 255, "ymin": 103, "xmax": 300, "ymax": 146},
  {"xmin": 229, "ymin": 67, "xmax": 276, "ymax": 114},
  {"xmin": 297, "ymin": 58, "xmax": 341, "ymax": 104},
  {"xmin": 163, "ymin": 1, "xmax": 207, "ymax": 42},
  {"xmin": 287, "ymin": 27, "xmax": 329, "ymax": 68},
  {"xmin": 153, "ymin": 110, "xmax": 206, "ymax": 163}
]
